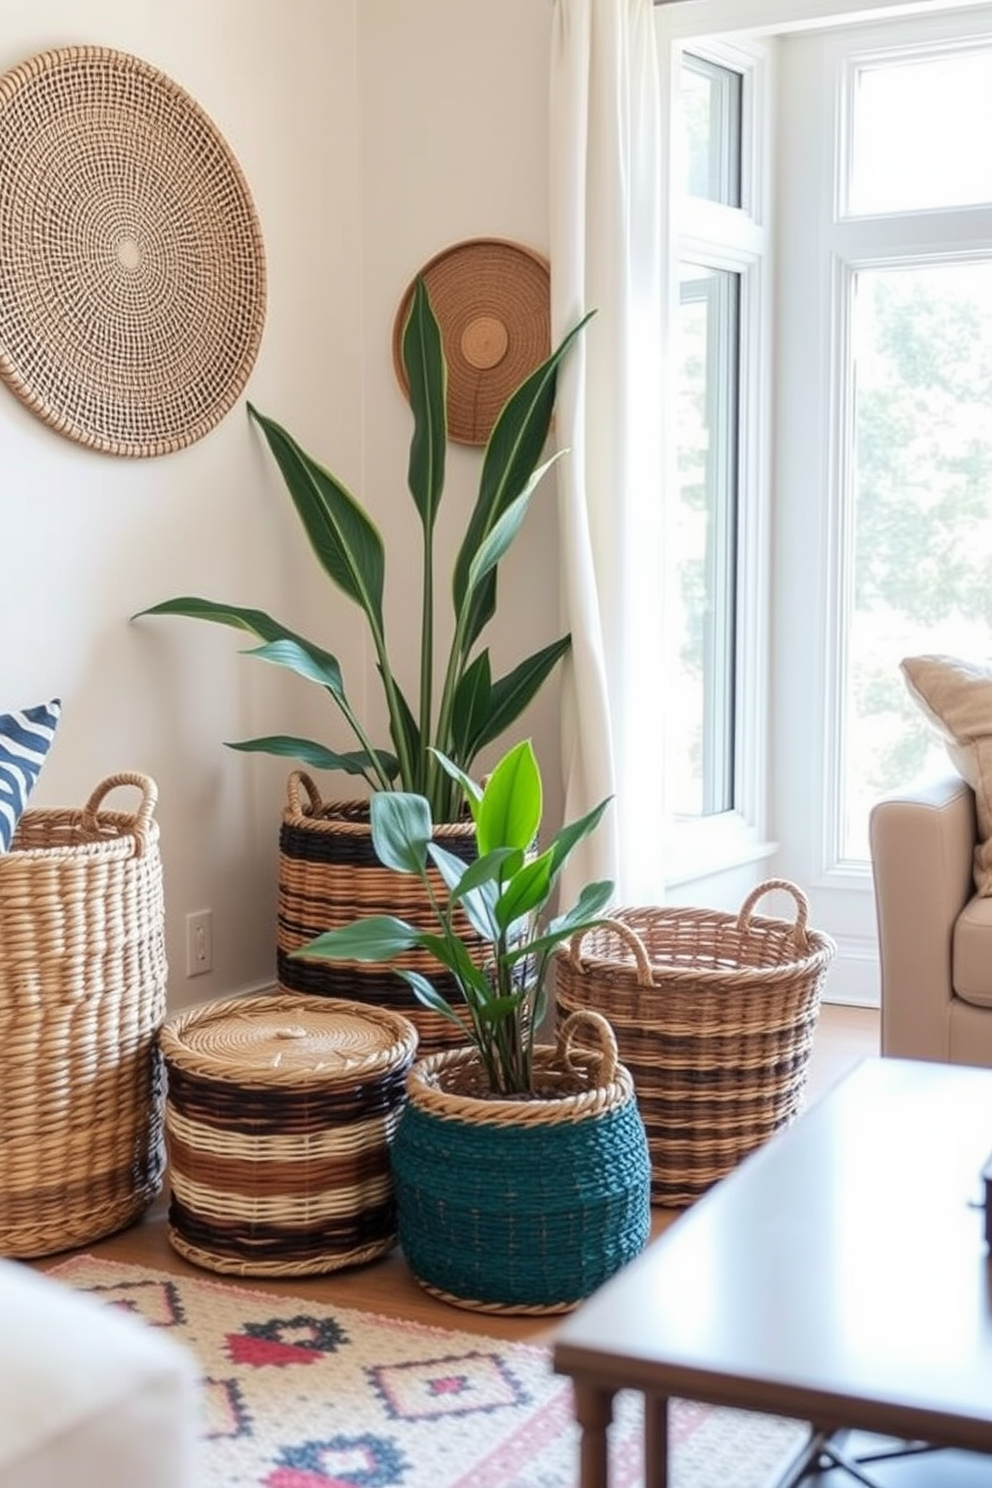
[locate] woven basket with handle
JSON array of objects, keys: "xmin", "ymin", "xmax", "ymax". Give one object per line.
[
  {"xmin": 391, "ymin": 1009, "xmax": 651, "ymax": 1315},
  {"xmin": 277, "ymin": 771, "xmax": 483, "ymax": 1055},
  {"xmin": 554, "ymin": 878, "xmax": 836, "ymax": 1207},
  {"xmin": 0, "ymin": 772, "xmax": 167, "ymax": 1257}
]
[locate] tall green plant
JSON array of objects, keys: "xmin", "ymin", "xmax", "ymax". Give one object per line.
[
  {"xmin": 136, "ymin": 284, "xmax": 591, "ymax": 820},
  {"xmin": 294, "ymin": 739, "xmax": 614, "ymax": 1095}
]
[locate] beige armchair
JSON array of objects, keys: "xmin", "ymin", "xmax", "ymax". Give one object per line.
[{"xmin": 869, "ymin": 772, "xmax": 992, "ymax": 1067}]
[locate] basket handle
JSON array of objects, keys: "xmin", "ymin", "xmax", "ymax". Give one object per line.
[
  {"xmin": 81, "ymin": 772, "xmax": 158, "ymax": 857},
  {"xmin": 556, "ymin": 1009, "xmax": 619, "ymax": 1086},
  {"xmin": 736, "ymin": 877, "xmax": 810, "ymax": 949},
  {"xmin": 286, "ymin": 770, "xmax": 323, "ymax": 815},
  {"xmin": 566, "ymin": 917, "xmax": 655, "ymax": 987}
]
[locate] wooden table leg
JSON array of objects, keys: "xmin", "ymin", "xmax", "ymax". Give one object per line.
[
  {"xmin": 644, "ymin": 1391, "xmax": 670, "ymax": 1488},
  {"xmin": 573, "ymin": 1380, "xmax": 616, "ymax": 1488}
]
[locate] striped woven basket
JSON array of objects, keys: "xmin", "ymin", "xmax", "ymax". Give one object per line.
[
  {"xmin": 391, "ymin": 1009, "xmax": 651, "ymax": 1315},
  {"xmin": 159, "ymin": 991, "xmax": 418, "ymax": 1277},
  {"xmin": 0, "ymin": 773, "xmax": 167, "ymax": 1258},
  {"xmin": 554, "ymin": 879, "xmax": 835, "ymax": 1208},
  {"xmin": 277, "ymin": 772, "xmax": 482, "ymax": 1055}
]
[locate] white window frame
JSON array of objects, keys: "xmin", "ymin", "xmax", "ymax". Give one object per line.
[{"xmin": 664, "ymin": 34, "xmax": 776, "ymax": 890}]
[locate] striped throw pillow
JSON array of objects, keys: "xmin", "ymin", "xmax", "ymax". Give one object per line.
[{"xmin": 0, "ymin": 699, "xmax": 61, "ymax": 852}]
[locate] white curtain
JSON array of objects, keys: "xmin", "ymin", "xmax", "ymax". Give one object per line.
[{"xmin": 549, "ymin": 0, "xmax": 666, "ymax": 907}]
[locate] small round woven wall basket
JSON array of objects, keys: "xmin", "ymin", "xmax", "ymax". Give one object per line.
[
  {"xmin": 159, "ymin": 992, "xmax": 418, "ymax": 1277},
  {"xmin": 277, "ymin": 772, "xmax": 481, "ymax": 1056},
  {"xmin": 392, "ymin": 238, "xmax": 550, "ymax": 446},
  {"xmin": 0, "ymin": 46, "xmax": 266, "ymax": 457},
  {"xmin": 390, "ymin": 1010, "xmax": 651, "ymax": 1314},
  {"xmin": 554, "ymin": 879, "xmax": 836, "ymax": 1207}
]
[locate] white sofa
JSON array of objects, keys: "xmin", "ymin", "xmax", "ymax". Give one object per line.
[
  {"xmin": 869, "ymin": 772, "xmax": 992, "ymax": 1067},
  {"xmin": 0, "ymin": 1259, "xmax": 199, "ymax": 1488}
]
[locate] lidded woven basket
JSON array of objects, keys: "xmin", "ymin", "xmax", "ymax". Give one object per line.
[
  {"xmin": 277, "ymin": 771, "xmax": 481, "ymax": 1055},
  {"xmin": 391, "ymin": 1009, "xmax": 651, "ymax": 1314},
  {"xmin": 159, "ymin": 991, "xmax": 418, "ymax": 1276},
  {"xmin": 0, "ymin": 772, "xmax": 167, "ymax": 1257},
  {"xmin": 554, "ymin": 879, "xmax": 836, "ymax": 1207}
]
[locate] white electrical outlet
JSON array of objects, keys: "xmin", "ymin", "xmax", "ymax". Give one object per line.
[{"xmin": 186, "ymin": 909, "xmax": 213, "ymax": 977}]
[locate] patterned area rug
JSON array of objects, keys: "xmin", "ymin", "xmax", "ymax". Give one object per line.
[{"xmin": 50, "ymin": 1256, "xmax": 809, "ymax": 1488}]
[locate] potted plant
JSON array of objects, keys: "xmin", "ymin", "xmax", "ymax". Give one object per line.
[
  {"xmin": 136, "ymin": 284, "xmax": 590, "ymax": 1047},
  {"xmin": 293, "ymin": 738, "xmax": 652, "ymax": 1314}
]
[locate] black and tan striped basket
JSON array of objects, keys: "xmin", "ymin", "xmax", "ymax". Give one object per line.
[
  {"xmin": 0, "ymin": 772, "xmax": 167, "ymax": 1258},
  {"xmin": 159, "ymin": 991, "xmax": 418, "ymax": 1276},
  {"xmin": 554, "ymin": 879, "xmax": 835, "ymax": 1208},
  {"xmin": 277, "ymin": 771, "xmax": 483, "ymax": 1055}
]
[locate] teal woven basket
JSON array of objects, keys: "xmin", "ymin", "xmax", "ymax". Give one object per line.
[{"xmin": 391, "ymin": 1010, "xmax": 651, "ymax": 1314}]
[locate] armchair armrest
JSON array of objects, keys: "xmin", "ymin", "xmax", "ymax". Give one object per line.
[{"xmin": 869, "ymin": 772, "xmax": 977, "ymax": 1061}]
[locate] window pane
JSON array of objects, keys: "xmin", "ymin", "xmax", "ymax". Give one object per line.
[
  {"xmin": 844, "ymin": 262, "xmax": 992, "ymax": 859},
  {"xmin": 678, "ymin": 55, "xmax": 742, "ymax": 207},
  {"xmin": 850, "ymin": 47, "xmax": 992, "ymax": 214},
  {"xmin": 667, "ymin": 264, "xmax": 740, "ymax": 819}
]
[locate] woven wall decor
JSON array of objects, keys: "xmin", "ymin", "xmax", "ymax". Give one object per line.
[
  {"xmin": 392, "ymin": 238, "xmax": 550, "ymax": 446},
  {"xmin": 0, "ymin": 46, "xmax": 266, "ymax": 458}
]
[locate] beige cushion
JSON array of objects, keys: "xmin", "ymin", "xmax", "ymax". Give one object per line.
[
  {"xmin": 901, "ymin": 653, "xmax": 992, "ymax": 895},
  {"xmin": 954, "ymin": 892, "xmax": 992, "ymax": 1008}
]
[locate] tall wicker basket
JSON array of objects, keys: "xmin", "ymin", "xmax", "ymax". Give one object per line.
[
  {"xmin": 0, "ymin": 772, "xmax": 168, "ymax": 1257},
  {"xmin": 554, "ymin": 879, "xmax": 835, "ymax": 1207},
  {"xmin": 277, "ymin": 771, "xmax": 482, "ymax": 1055}
]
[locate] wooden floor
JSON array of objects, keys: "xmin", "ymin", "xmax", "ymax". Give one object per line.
[{"xmin": 33, "ymin": 1003, "xmax": 880, "ymax": 1349}]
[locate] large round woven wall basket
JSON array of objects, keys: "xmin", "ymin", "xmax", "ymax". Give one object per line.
[
  {"xmin": 0, "ymin": 46, "xmax": 266, "ymax": 457},
  {"xmin": 390, "ymin": 1011, "xmax": 652, "ymax": 1314},
  {"xmin": 277, "ymin": 772, "xmax": 483, "ymax": 1057}
]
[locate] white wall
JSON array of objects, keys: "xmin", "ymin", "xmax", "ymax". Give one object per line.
[{"xmin": 0, "ymin": 0, "xmax": 558, "ymax": 1009}]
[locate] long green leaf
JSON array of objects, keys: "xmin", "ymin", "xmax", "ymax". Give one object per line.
[
  {"xmin": 135, "ymin": 597, "xmax": 315, "ymax": 651},
  {"xmin": 494, "ymin": 849, "xmax": 554, "ymax": 931},
  {"xmin": 429, "ymin": 749, "xmax": 484, "ymax": 813},
  {"xmin": 249, "ymin": 404, "xmax": 417, "ymax": 791},
  {"xmin": 294, "ymin": 916, "xmax": 421, "ymax": 962},
  {"xmin": 449, "ymin": 651, "xmax": 492, "ymax": 767},
  {"xmin": 464, "ymin": 453, "xmax": 567, "ymax": 599},
  {"xmin": 468, "ymin": 637, "xmax": 572, "ymax": 757},
  {"xmin": 370, "ymin": 792, "xmax": 432, "ymax": 874},
  {"xmin": 403, "ymin": 279, "xmax": 447, "ymax": 533},
  {"xmin": 227, "ymin": 736, "xmax": 399, "ymax": 779},
  {"xmin": 398, "ymin": 971, "xmax": 476, "ymax": 1038},
  {"xmin": 507, "ymin": 886, "xmax": 614, "ymax": 961},
  {"xmin": 476, "ymin": 740, "xmax": 541, "ymax": 856},
  {"xmin": 248, "ymin": 405, "xmax": 386, "ymax": 631},
  {"xmin": 452, "ymin": 313, "xmax": 593, "ymax": 648},
  {"xmin": 244, "ymin": 638, "xmax": 345, "ymax": 696},
  {"xmin": 426, "ymin": 844, "xmax": 501, "ymax": 940},
  {"xmin": 547, "ymin": 796, "xmax": 613, "ymax": 877}
]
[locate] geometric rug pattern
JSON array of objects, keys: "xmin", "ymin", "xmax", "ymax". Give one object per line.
[{"xmin": 50, "ymin": 1256, "xmax": 809, "ymax": 1488}]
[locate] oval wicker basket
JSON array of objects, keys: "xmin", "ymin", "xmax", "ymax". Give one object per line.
[
  {"xmin": 277, "ymin": 771, "xmax": 482, "ymax": 1054},
  {"xmin": 391, "ymin": 1009, "xmax": 651, "ymax": 1315},
  {"xmin": 160, "ymin": 991, "xmax": 418, "ymax": 1277},
  {"xmin": 0, "ymin": 772, "xmax": 167, "ymax": 1258},
  {"xmin": 554, "ymin": 879, "xmax": 836, "ymax": 1207}
]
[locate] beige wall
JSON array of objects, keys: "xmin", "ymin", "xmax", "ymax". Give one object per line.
[{"xmin": 0, "ymin": 0, "xmax": 557, "ymax": 1007}]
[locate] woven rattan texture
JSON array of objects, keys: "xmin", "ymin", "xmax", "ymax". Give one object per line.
[
  {"xmin": 392, "ymin": 1011, "xmax": 652, "ymax": 1314},
  {"xmin": 159, "ymin": 992, "xmax": 418, "ymax": 1276},
  {"xmin": 0, "ymin": 773, "xmax": 167, "ymax": 1258},
  {"xmin": 0, "ymin": 46, "xmax": 266, "ymax": 457},
  {"xmin": 554, "ymin": 880, "xmax": 836, "ymax": 1207},
  {"xmin": 392, "ymin": 238, "xmax": 550, "ymax": 446},
  {"xmin": 277, "ymin": 772, "xmax": 481, "ymax": 1055}
]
